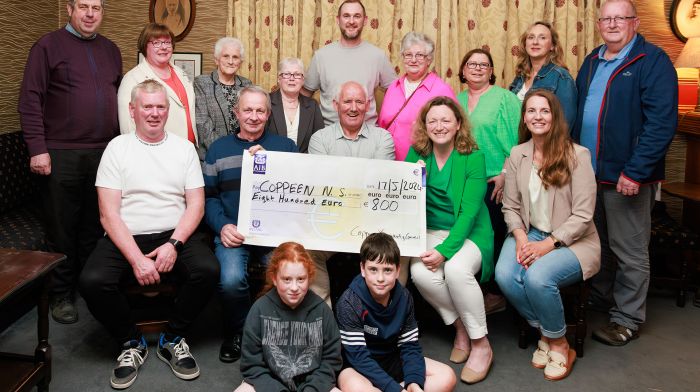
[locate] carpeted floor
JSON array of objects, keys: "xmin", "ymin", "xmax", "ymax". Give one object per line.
[{"xmin": 1, "ymin": 288, "xmax": 698, "ymax": 392}]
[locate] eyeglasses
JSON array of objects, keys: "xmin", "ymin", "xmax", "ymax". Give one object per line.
[
  {"xmin": 597, "ymin": 16, "xmax": 636, "ymax": 25},
  {"xmin": 279, "ymin": 72, "xmax": 304, "ymax": 80},
  {"xmin": 402, "ymin": 53, "xmax": 428, "ymax": 62},
  {"xmin": 466, "ymin": 62, "xmax": 491, "ymax": 70},
  {"xmin": 149, "ymin": 40, "xmax": 173, "ymax": 48}
]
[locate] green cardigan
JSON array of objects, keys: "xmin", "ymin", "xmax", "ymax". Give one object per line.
[{"xmin": 406, "ymin": 147, "xmax": 494, "ymax": 282}]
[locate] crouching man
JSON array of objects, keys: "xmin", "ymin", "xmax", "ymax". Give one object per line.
[{"xmin": 79, "ymin": 80, "xmax": 219, "ymax": 389}]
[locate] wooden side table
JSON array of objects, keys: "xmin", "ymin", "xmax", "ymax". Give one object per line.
[{"xmin": 0, "ymin": 249, "xmax": 65, "ymax": 392}]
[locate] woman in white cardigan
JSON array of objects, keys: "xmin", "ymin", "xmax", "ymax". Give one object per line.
[{"xmin": 118, "ymin": 23, "xmax": 197, "ymax": 144}]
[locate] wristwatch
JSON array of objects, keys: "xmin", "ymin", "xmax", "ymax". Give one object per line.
[
  {"xmin": 549, "ymin": 235, "xmax": 562, "ymax": 249},
  {"xmin": 168, "ymin": 238, "xmax": 184, "ymax": 252}
]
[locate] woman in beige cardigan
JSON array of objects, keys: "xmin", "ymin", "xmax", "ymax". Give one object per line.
[
  {"xmin": 118, "ymin": 23, "xmax": 197, "ymax": 145},
  {"xmin": 495, "ymin": 89, "xmax": 599, "ymax": 381}
]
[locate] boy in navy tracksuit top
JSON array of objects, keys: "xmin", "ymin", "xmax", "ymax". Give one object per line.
[{"xmin": 336, "ymin": 233, "xmax": 456, "ymax": 392}]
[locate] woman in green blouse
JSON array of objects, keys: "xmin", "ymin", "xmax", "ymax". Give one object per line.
[
  {"xmin": 457, "ymin": 48, "xmax": 522, "ymax": 314},
  {"xmin": 406, "ymin": 97, "xmax": 494, "ymax": 385}
]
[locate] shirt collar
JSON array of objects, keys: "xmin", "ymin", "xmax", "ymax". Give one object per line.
[
  {"xmin": 597, "ymin": 34, "xmax": 638, "ymax": 62},
  {"xmin": 333, "ymin": 122, "xmax": 368, "ymax": 140},
  {"xmin": 395, "ymin": 72, "xmax": 437, "ymax": 91},
  {"xmin": 66, "ymin": 23, "xmax": 97, "ymax": 40}
]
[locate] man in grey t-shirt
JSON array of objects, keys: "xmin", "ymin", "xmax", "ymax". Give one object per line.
[{"xmin": 302, "ymin": 0, "xmax": 397, "ymax": 125}]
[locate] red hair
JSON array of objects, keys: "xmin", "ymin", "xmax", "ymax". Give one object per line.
[{"xmin": 260, "ymin": 242, "xmax": 316, "ymax": 296}]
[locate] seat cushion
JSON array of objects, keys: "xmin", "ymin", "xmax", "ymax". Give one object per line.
[
  {"xmin": 0, "ymin": 206, "xmax": 47, "ymax": 251},
  {"xmin": 0, "ymin": 132, "xmax": 37, "ymax": 214}
]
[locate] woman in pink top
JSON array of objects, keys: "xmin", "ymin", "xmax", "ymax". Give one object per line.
[{"xmin": 377, "ymin": 32, "xmax": 457, "ymax": 161}]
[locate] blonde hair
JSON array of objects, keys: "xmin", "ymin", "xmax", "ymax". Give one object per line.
[{"xmin": 514, "ymin": 21, "xmax": 567, "ymax": 80}]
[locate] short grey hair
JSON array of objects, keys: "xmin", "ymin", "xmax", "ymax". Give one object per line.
[
  {"xmin": 400, "ymin": 31, "xmax": 435, "ymax": 57},
  {"xmin": 130, "ymin": 79, "xmax": 168, "ymax": 106},
  {"xmin": 68, "ymin": 0, "xmax": 106, "ymax": 7},
  {"xmin": 333, "ymin": 81, "xmax": 369, "ymax": 103},
  {"xmin": 278, "ymin": 57, "xmax": 305, "ymax": 73},
  {"xmin": 214, "ymin": 37, "xmax": 245, "ymax": 60},
  {"xmin": 235, "ymin": 85, "xmax": 271, "ymax": 113}
]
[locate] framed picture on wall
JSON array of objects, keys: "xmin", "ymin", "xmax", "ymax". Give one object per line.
[
  {"xmin": 149, "ymin": 0, "xmax": 195, "ymax": 41},
  {"xmin": 671, "ymin": 0, "xmax": 700, "ymax": 42},
  {"xmin": 137, "ymin": 52, "xmax": 202, "ymax": 83}
]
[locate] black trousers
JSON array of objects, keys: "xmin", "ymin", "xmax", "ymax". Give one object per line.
[
  {"xmin": 79, "ymin": 230, "xmax": 220, "ymax": 344},
  {"xmin": 40, "ymin": 149, "xmax": 104, "ymax": 296}
]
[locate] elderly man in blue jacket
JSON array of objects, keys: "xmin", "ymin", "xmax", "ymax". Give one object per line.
[{"xmin": 572, "ymin": 0, "xmax": 677, "ymax": 346}]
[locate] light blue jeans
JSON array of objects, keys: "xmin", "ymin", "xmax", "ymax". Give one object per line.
[
  {"xmin": 214, "ymin": 236, "xmax": 272, "ymax": 337},
  {"xmin": 495, "ymin": 227, "xmax": 582, "ymax": 338}
]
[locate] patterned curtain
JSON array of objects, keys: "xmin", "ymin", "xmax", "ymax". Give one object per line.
[{"xmin": 227, "ymin": 0, "xmax": 601, "ymax": 94}]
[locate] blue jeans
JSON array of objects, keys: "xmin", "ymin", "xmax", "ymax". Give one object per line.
[
  {"xmin": 214, "ymin": 236, "xmax": 272, "ymax": 337},
  {"xmin": 495, "ymin": 227, "xmax": 582, "ymax": 338}
]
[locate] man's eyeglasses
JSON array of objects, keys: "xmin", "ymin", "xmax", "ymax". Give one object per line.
[
  {"xmin": 149, "ymin": 40, "xmax": 173, "ymax": 48},
  {"xmin": 279, "ymin": 72, "xmax": 304, "ymax": 80},
  {"xmin": 466, "ymin": 62, "xmax": 491, "ymax": 70},
  {"xmin": 597, "ymin": 16, "xmax": 636, "ymax": 25},
  {"xmin": 402, "ymin": 53, "xmax": 428, "ymax": 61}
]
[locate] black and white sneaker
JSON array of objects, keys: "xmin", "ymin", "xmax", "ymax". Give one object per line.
[
  {"xmin": 110, "ymin": 337, "xmax": 148, "ymax": 389},
  {"xmin": 157, "ymin": 333, "xmax": 200, "ymax": 380}
]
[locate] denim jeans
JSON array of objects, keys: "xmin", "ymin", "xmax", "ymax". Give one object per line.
[
  {"xmin": 214, "ymin": 236, "xmax": 272, "ymax": 337},
  {"xmin": 495, "ymin": 227, "xmax": 582, "ymax": 338}
]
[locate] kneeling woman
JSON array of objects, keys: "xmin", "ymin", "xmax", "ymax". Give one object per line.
[
  {"xmin": 236, "ymin": 242, "xmax": 342, "ymax": 391},
  {"xmin": 495, "ymin": 90, "xmax": 600, "ymax": 381},
  {"xmin": 406, "ymin": 97, "xmax": 494, "ymax": 384}
]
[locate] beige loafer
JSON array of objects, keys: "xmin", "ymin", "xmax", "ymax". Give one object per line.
[
  {"xmin": 449, "ymin": 347, "xmax": 470, "ymax": 364},
  {"xmin": 544, "ymin": 349, "xmax": 576, "ymax": 381},
  {"xmin": 460, "ymin": 351, "xmax": 493, "ymax": 384},
  {"xmin": 531, "ymin": 340, "xmax": 550, "ymax": 369}
]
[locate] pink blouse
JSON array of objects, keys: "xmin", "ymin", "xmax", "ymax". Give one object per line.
[{"xmin": 377, "ymin": 72, "xmax": 457, "ymax": 161}]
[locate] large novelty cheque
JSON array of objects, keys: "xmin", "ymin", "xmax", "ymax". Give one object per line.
[{"xmin": 238, "ymin": 151, "xmax": 427, "ymax": 256}]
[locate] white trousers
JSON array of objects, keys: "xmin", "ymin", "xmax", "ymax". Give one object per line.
[{"xmin": 410, "ymin": 229, "xmax": 487, "ymax": 338}]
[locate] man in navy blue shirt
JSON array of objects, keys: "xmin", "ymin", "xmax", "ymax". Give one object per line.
[
  {"xmin": 572, "ymin": 0, "xmax": 677, "ymax": 346},
  {"xmin": 203, "ymin": 86, "xmax": 298, "ymax": 363},
  {"xmin": 335, "ymin": 233, "xmax": 455, "ymax": 392}
]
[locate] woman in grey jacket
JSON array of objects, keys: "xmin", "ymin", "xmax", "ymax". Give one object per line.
[
  {"xmin": 236, "ymin": 242, "xmax": 342, "ymax": 392},
  {"xmin": 194, "ymin": 37, "xmax": 252, "ymax": 160}
]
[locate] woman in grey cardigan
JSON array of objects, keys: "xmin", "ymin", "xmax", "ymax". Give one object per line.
[{"xmin": 194, "ymin": 37, "xmax": 252, "ymax": 160}]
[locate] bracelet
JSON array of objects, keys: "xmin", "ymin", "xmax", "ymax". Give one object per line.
[{"xmin": 501, "ymin": 168, "xmax": 507, "ymax": 174}]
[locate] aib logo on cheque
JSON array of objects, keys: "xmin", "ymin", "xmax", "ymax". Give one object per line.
[{"xmin": 253, "ymin": 154, "xmax": 267, "ymax": 174}]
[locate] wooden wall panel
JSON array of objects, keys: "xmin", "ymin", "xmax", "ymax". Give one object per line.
[
  {"xmin": 0, "ymin": 1, "xmax": 58, "ymax": 135},
  {"xmin": 637, "ymin": 1, "xmax": 688, "ymax": 221},
  {"xmin": 58, "ymin": 0, "xmax": 229, "ymax": 75}
]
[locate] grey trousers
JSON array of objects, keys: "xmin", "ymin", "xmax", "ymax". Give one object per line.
[{"xmin": 590, "ymin": 183, "xmax": 655, "ymax": 330}]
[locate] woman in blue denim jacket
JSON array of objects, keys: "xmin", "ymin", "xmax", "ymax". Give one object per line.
[{"xmin": 509, "ymin": 22, "xmax": 577, "ymax": 129}]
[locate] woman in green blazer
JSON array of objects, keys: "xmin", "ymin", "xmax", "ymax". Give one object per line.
[{"xmin": 406, "ymin": 96, "xmax": 494, "ymax": 385}]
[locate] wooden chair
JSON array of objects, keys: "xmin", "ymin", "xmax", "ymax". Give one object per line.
[
  {"xmin": 518, "ymin": 281, "xmax": 590, "ymax": 358},
  {"xmin": 125, "ymin": 281, "xmax": 179, "ymax": 334},
  {"xmin": 649, "ymin": 201, "xmax": 699, "ymax": 307}
]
